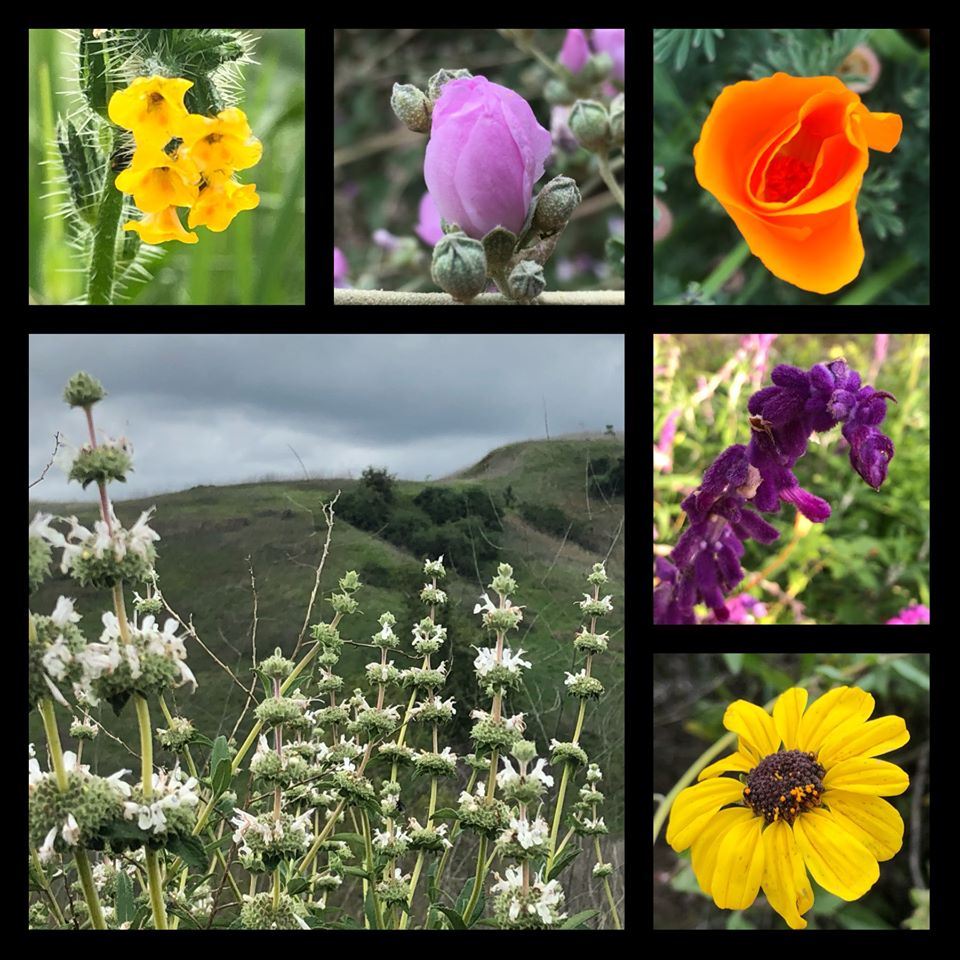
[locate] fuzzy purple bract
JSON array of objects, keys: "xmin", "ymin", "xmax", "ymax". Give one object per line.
[
  {"xmin": 654, "ymin": 359, "xmax": 897, "ymax": 625},
  {"xmin": 423, "ymin": 76, "xmax": 552, "ymax": 240}
]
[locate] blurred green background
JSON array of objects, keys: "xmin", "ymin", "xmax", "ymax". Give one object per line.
[
  {"xmin": 653, "ymin": 334, "xmax": 929, "ymax": 624},
  {"xmin": 654, "ymin": 653, "xmax": 930, "ymax": 930},
  {"xmin": 334, "ymin": 29, "xmax": 624, "ymax": 293},
  {"xmin": 653, "ymin": 29, "xmax": 929, "ymax": 305},
  {"xmin": 28, "ymin": 28, "xmax": 305, "ymax": 305}
]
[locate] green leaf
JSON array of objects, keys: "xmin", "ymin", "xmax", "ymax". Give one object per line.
[
  {"xmin": 210, "ymin": 735, "xmax": 230, "ymax": 775},
  {"xmin": 287, "ymin": 877, "xmax": 310, "ymax": 896},
  {"xmin": 454, "ymin": 876, "xmax": 474, "ymax": 915},
  {"xmin": 890, "ymin": 658, "xmax": 929, "ymax": 690},
  {"xmin": 546, "ymin": 845, "xmax": 581, "ymax": 882},
  {"xmin": 436, "ymin": 905, "xmax": 466, "ymax": 930},
  {"xmin": 167, "ymin": 833, "xmax": 208, "ymax": 874},
  {"xmin": 834, "ymin": 902, "xmax": 894, "ymax": 929},
  {"xmin": 814, "ymin": 665, "xmax": 848, "ymax": 681},
  {"xmin": 115, "ymin": 871, "xmax": 135, "ymax": 923},
  {"xmin": 561, "ymin": 909, "xmax": 599, "ymax": 929},
  {"xmin": 428, "ymin": 808, "xmax": 459, "ymax": 821},
  {"xmin": 343, "ymin": 865, "xmax": 371, "ymax": 879},
  {"xmin": 330, "ymin": 832, "xmax": 367, "ymax": 846},
  {"xmin": 363, "ymin": 886, "xmax": 379, "ymax": 929},
  {"xmin": 212, "ymin": 757, "xmax": 233, "ymax": 797},
  {"xmin": 726, "ymin": 911, "xmax": 756, "ymax": 929},
  {"xmin": 722, "ymin": 652, "xmax": 744, "ymax": 675}
]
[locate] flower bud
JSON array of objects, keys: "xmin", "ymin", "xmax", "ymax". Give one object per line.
[
  {"xmin": 569, "ymin": 99, "xmax": 610, "ymax": 152},
  {"xmin": 532, "ymin": 176, "xmax": 581, "ymax": 234},
  {"xmin": 581, "ymin": 52, "xmax": 613, "ymax": 84},
  {"xmin": 508, "ymin": 260, "xmax": 545, "ymax": 303},
  {"xmin": 427, "ymin": 68, "xmax": 473, "ymax": 103},
  {"xmin": 390, "ymin": 83, "xmax": 432, "ymax": 134},
  {"xmin": 609, "ymin": 92, "xmax": 624, "ymax": 147},
  {"xmin": 63, "ymin": 371, "xmax": 106, "ymax": 408},
  {"xmin": 510, "ymin": 739, "xmax": 537, "ymax": 765},
  {"xmin": 544, "ymin": 78, "xmax": 573, "ymax": 105},
  {"xmin": 431, "ymin": 234, "xmax": 488, "ymax": 302}
]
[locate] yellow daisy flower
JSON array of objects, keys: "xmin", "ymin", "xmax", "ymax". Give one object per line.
[
  {"xmin": 179, "ymin": 106, "xmax": 263, "ymax": 173},
  {"xmin": 666, "ymin": 686, "xmax": 909, "ymax": 929},
  {"xmin": 114, "ymin": 145, "xmax": 201, "ymax": 214},
  {"xmin": 108, "ymin": 76, "xmax": 193, "ymax": 149},
  {"xmin": 123, "ymin": 206, "xmax": 198, "ymax": 245},
  {"xmin": 187, "ymin": 172, "xmax": 260, "ymax": 232}
]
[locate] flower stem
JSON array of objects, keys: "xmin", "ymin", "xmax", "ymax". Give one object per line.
[
  {"xmin": 595, "ymin": 151, "xmax": 625, "ymax": 209},
  {"xmin": 700, "ymin": 240, "xmax": 751, "ymax": 298},
  {"xmin": 74, "ymin": 848, "xmax": 108, "ymax": 929},
  {"xmin": 594, "ymin": 836, "xmax": 621, "ymax": 929},
  {"xmin": 86, "ymin": 126, "xmax": 123, "ymax": 305},
  {"xmin": 461, "ymin": 835, "xmax": 487, "ymax": 925},
  {"xmin": 135, "ymin": 694, "xmax": 168, "ymax": 929}
]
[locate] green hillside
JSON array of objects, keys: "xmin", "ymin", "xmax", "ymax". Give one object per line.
[{"xmin": 30, "ymin": 435, "xmax": 624, "ymax": 829}]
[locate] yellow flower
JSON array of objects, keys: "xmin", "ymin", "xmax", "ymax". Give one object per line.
[
  {"xmin": 179, "ymin": 107, "xmax": 263, "ymax": 173},
  {"xmin": 108, "ymin": 76, "xmax": 193, "ymax": 148},
  {"xmin": 187, "ymin": 172, "xmax": 259, "ymax": 232},
  {"xmin": 666, "ymin": 686, "xmax": 909, "ymax": 929},
  {"xmin": 114, "ymin": 145, "xmax": 201, "ymax": 213},
  {"xmin": 123, "ymin": 206, "xmax": 198, "ymax": 245}
]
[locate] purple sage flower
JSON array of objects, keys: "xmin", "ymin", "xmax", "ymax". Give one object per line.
[
  {"xmin": 886, "ymin": 604, "xmax": 930, "ymax": 625},
  {"xmin": 414, "ymin": 191, "xmax": 445, "ymax": 247},
  {"xmin": 654, "ymin": 409, "xmax": 681, "ymax": 473},
  {"xmin": 655, "ymin": 357, "xmax": 897, "ymax": 624},
  {"xmin": 424, "ymin": 76, "xmax": 552, "ymax": 239}
]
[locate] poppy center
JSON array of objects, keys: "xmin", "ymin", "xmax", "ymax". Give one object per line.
[
  {"xmin": 763, "ymin": 155, "xmax": 814, "ymax": 203},
  {"xmin": 743, "ymin": 749, "xmax": 825, "ymax": 825}
]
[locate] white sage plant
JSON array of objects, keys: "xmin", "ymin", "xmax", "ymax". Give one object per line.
[{"xmin": 28, "ymin": 372, "xmax": 621, "ymax": 930}]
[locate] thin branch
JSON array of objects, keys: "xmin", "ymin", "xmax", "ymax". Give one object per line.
[
  {"xmin": 334, "ymin": 290, "xmax": 625, "ymax": 306},
  {"xmin": 602, "ymin": 517, "xmax": 623, "ymax": 565},
  {"xmin": 29, "ymin": 431, "xmax": 63, "ymax": 488},
  {"xmin": 287, "ymin": 444, "xmax": 310, "ymax": 481},
  {"xmin": 292, "ymin": 491, "xmax": 340, "ymax": 660}
]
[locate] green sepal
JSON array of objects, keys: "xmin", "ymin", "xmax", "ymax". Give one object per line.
[
  {"xmin": 56, "ymin": 118, "xmax": 101, "ymax": 226},
  {"xmin": 482, "ymin": 226, "xmax": 517, "ymax": 272}
]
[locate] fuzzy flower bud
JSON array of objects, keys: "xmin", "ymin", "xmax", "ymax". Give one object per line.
[
  {"xmin": 609, "ymin": 92, "xmax": 624, "ymax": 147},
  {"xmin": 431, "ymin": 234, "xmax": 488, "ymax": 302},
  {"xmin": 63, "ymin": 371, "xmax": 106, "ymax": 408},
  {"xmin": 508, "ymin": 261, "xmax": 546, "ymax": 303},
  {"xmin": 569, "ymin": 99, "xmax": 610, "ymax": 152},
  {"xmin": 390, "ymin": 83, "xmax": 432, "ymax": 133},
  {"xmin": 532, "ymin": 176, "xmax": 581, "ymax": 234}
]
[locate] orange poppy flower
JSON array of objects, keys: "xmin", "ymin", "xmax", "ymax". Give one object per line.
[{"xmin": 694, "ymin": 72, "xmax": 902, "ymax": 294}]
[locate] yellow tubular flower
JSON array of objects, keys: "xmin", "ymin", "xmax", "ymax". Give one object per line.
[
  {"xmin": 666, "ymin": 685, "xmax": 909, "ymax": 929},
  {"xmin": 123, "ymin": 207, "xmax": 199, "ymax": 245},
  {"xmin": 115, "ymin": 146, "xmax": 201, "ymax": 213},
  {"xmin": 179, "ymin": 107, "xmax": 263, "ymax": 173},
  {"xmin": 187, "ymin": 172, "xmax": 260, "ymax": 232},
  {"xmin": 108, "ymin": 76, "xmax": 193, "ymax": 148}
]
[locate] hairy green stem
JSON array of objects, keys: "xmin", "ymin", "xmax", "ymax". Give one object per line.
[
  {"xmin": 701, "ymin": 240, "xmax": 751, "ymax": 298},
  {"xmin": 461, "ymin": 835, "xmax": 488, "ymax": 925},
  {"xmin": 86, "ymin": 126, "xmax": 123, "ymax": 305},
  {"xmin": 74, "ymin": 848, "xmax": 108, "ymax": 929},
  {"xmin": 135, "ymin": 694, "xmax": 168, "ymax": 929},
  {"xmin": 594, "ymin": 836, "xmax": 621, "ymax": 929}
]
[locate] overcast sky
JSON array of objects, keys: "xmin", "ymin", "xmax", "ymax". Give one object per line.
[{"xmin": 29, "ymin": 334, "xmax": 624, "ymax": 502}]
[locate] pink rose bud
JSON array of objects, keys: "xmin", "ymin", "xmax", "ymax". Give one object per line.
[
  {"xmin": 414, "ymin": 191, "xmax": 445, "ymax": 247},
  {"xmin": 424, "ymin": 76, "xmax": 552, "ymax": 239},
  {"xmin": 559, "ymin": 29, "xmax": 591, "ymax": 74}
]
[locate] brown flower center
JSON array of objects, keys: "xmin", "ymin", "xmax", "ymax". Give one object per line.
[{"xmin": 743, "ymin": 749, "xmax": 825, "ymax": 825}]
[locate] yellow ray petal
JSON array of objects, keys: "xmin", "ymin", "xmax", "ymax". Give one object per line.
[
  {"xmin": 793, "ymin": 808, "xmax": 879, "ymax": 900},
  {"xmin": 796, "ymin": 686, "xmax": 874, "ymax": 754},
  {"xmin": 698, "ymin": 750, "xmax": 756, "ymax": 782},
  {"xmin": 821, "ymin": 790, "xmax": 904, "ymax": 862},
  {"xmin": 711, "ymin": 815, "xmax": 765, "ymax": 909},
  {"xmin": 821, "ymin": 757, "xmax": 909, "ymax": 796},
  {"xmin": 666, "ymin": 777, "xmax": 745, "ymax": 852},
  {"xmin": 773, "ymin": 687, "xmax": 808, "ymax": 751},
  {"xmin": 761, "ymin": 819, "xmax": 813, "ymax": 929},
  {"xmin": 817, "ymin": 715, "xmax": 910, "ymax": 768},
  {"xmin": 723, "ymin": 699, "xmax": 779, "ymax": 758},
  {"xmin": 691, "ymin": 807, "xmax": 754, "ymax": 897}
]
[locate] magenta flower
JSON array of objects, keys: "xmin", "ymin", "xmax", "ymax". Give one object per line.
[
  {"xmin": 333, "ymin": 247, "xmax": 349, "ymax": 288},
  {"xmin": 424, "ymin": 76, "xmax": 552, "ymax": 239},
  {"xmin": 414, "ymin": 191, "xmax": 445, "ymax": 246},
  {"xmin": 592, "ymin": 29, "xmax": 625, "ymax": 83},
  {"xmin": 886, "ymin": 604, "xmax": 930, "ymax": 625},
  {"xmin": 559, "ymin": 29, "xmax": 591, "ymax": 73}
]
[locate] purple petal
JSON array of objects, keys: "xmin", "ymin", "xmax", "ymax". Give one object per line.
[
  {"xmin": 779, "ymin": 485, "xmax": 832, "ymax": 522},
  {"xmin": 770, "ymin": 364, "xmax": 809, "ymax": 390},
  {"xmin": 736, "ymin": 508, "xmax": 781, "ymax": 544}
]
